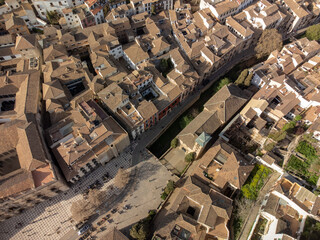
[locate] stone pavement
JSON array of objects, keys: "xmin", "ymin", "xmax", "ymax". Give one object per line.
[
  {"xmin": 91, "ymin": 157, "xmax": 175, "ymax": 239},
  {"xmin": 0, "ymin": 144, "xmax": 136, "ymax": 240}
]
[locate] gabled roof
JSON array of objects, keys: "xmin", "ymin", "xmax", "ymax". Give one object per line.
[
  {"xmin": 16, "ymin": 122, "xmax": 47, "ymax": 171},
  {"xmin": 193, "ymin": 140, "xmax": 254, "ymax": 190},
  {"xmin": 101, "ymin": 227, "xmax": 129, "ymax": 240},
  {"xmin": 178, "ymin": 84, "xmax": 249, "ymax": 149},
  {"xmin": 15, "ymin": 35, "xmax": 37, "ymax": 50},
  {"xmin": 43, "ymin": 44, "xmax": 68, "ymax": 62},
  {"xmin": 204, "ymin": 84, "xmax": 249, "ymax": 122},
  {"xmin": 123, "ymin": 42, "xmax": 149, "ymax": 65},
  {"xmin": 42, "ymin": 80, "xmax": 66, "ymax": 100},
  {"xmin": 5, "ymin": 15, "xmax": 26, "ymax": 30}
]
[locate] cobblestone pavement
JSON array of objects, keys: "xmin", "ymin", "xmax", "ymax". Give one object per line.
[{"xmin": 0, "ymin": 143, "xmax": 137, "ymax": 240}]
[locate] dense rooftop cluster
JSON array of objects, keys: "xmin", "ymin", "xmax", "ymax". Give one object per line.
[{"xmin": 0, "ymin": 0, "xmax": 320, "ymax": 239}]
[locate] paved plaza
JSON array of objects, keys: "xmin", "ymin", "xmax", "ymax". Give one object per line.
[
  {"xmin": 92, "ymin": 157, "xmax": 176, "ymax": 239},
  {"xmin": 0, "ymin": 144, "xmax": 135, "ymax": 240}
]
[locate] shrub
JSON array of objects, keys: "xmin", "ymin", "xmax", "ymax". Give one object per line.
[
  {"xmin": 235, "ymin": 69, "xmax": 248, "ymax": 86},
  {"xmin": 264, "ymin": 142, "xmax": 276, "ymax": 152},
  {"xmin": 244, "ymin": 72, "xmax": 253, "ymax": 87},
  {"xmin": 306, "ymin": 24, "xmax": 320, "ymax": 41},
  {"xmin": 160, "ymin": 192, "xmax": 167, "ymax": 200},
  {"xmin": 179, "ymin": 114, "xmax": 194, "ymax": 129},
  {"xmin": 296, "ymin": 141, "xmax": 317, "ymax": 161},
  {"xmin": 185, "ymin": 152, "xmax": 195, "ymax": 162},
  {"xmin": 161, "ymin": 180, "xmax": 175, "ymax": 200},
  {"xmin": 241, "ymin": 164, "xmax": 271, "ymax": 200},
  {"xmin": 268, "ymin": 131, "xmax": 286, "ymax": 142},
  {"xmin": 216, "ymin": 78, "xmax": 230, "ymax": 91},
  {"xmin": 130, "ymin": 221, "xmax": 149, "ymax": 240},
  {"xmin": 255, "ymin": 29, "xmax": 282, "ymax": 59},
  {"xmin": 171, "ymin": 138, "xmax": 179, "ymax": 148},
  {"xmin": 165, "ymin": 180, "xmax": 175, "ymax": 193}
]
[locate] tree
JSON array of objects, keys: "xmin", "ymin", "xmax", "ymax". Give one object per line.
[
  {"xmin": 255, "ymin": 29, "xmax": 282, "ymax": 59},
  {"xmin": 161, "ymin": 180, "xmax": 175, "ymax": 200},
  {"xmin": 130, "ymin": 221, "xmax": 149, "ymax": 240},
  {"xmin": 103, "ymin": 5, "xmax": 110, "ymax": 18},
  {"xmin": 70, "ymin": 199, "xmax": 93, "ymax": 223},
  {"xmin": 171, "ymin": 138, "xmax": 179, "ymax": 148},
  {"xmin": 244, "ymin": 72, "xmax": 253, "ymax": 87},
  {"xmin": 185, "ymin": 152, "xmax": 195, "ymax": 162},
  {"xmin": 235, "ymin": 69, "xmax": 248, "ymax": 86},
  {"xmin": 160, "ymin": 58, "xmax": 168, "ymax": 72},
  {"xmin": 165, "ymin": 180, "xmax": 175, "ymax": 194},
  {"xmin": 46, "ymin": 11, "xmax": 60, "ymax": 25},
  {"xmin": 306, "ymin": 24, "xmax": 320, "ymax": 41},
  {"xmin": 151, "ymin": 5, "xmax": 156, "ymax": 15},
  {"xmin": 87, "ymin": 189, "xmax": 104, "ymax": 208},
  {"xmin": 216, "ymin": 78, "xmax": 230, "ymax": 91},
  {"xmin": 114, "ymin": 168, "xmax": 130, "ymax": 189}
]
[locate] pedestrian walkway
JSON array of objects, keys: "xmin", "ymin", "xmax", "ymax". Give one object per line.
[{"xmin": 0, "ymin": 144, "xmax": 136, "ymax": 240}]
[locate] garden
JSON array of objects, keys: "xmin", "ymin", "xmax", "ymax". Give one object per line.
[
  {"xmin": 264, "ymin": 115, "xmax": 303, "ymax": 153},
  {"xmin": 250, "ymin": 217, "xmax": 268, "ymax": 240},
  {"xmin": 285, "ymin": 140, "xmax": 319, "ymax": 186},
  {"xmin": 301, "ymin": 216, "xmax": 320, "ymax": 240},
  {"xmin": 232, "ymin": 164, "xmax": 272, "ymax": 239},
  {"xmin": 241, "ymin": 164, "xmax": 272, "ymax": 200}
]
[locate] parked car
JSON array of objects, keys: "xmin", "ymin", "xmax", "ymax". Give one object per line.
[
  {"xmin": 97, "ymin": 218, "xmax": 106, "ymax": 226},
  {"xmin": 123, "ymin": 204, "xmax": 130, "ymax": 210},
  {"xmin": 77, "ymin": 224, "xmax": 91, "ymax": 235}
]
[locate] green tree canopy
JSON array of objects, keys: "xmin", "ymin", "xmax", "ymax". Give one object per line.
[
  {"xmin": 171, "ymin": 138, "xmax": 179, "ymax": 148},
  {"xmin": 46, "ymin": 11, "xmax": 60, "ymax": 25},
  {"xmin": 130, "ymin": 221, "xmax": 149, "ymax": 240},
  {"xmin": 306, "ymin": 24, "xmax": 320, "ymax": 41},
  {"xmin": 235, "ymin": 69, "xmax": 248, "ymax": 86},
  {"xmin": 255, "ymin": 29, "xmax": 283, "ymax": 59},
  {"xmin": 216, "ymin": 78, "xmax": 230, "ymax": 91},
  {"xmin": 185, "ymin": 152, "xmax": 195, "ymax": 162},
  {"xmin": 244, "ymin": 72, "xmax": 253, "ymax": 87}
]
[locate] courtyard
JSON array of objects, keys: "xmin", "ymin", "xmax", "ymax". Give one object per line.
[{"xmin": 160, "ymin": 147, "xmax": 187, "ymax": 175}]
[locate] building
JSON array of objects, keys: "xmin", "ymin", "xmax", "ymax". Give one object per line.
[
  {"xmin": 192, "ymin": 140, "xmax": 254, "ymax": 197},
  {"xmin": 46, "ymin": 99, "xmax": 130, "ymax": 183},
  {"xmin": 153, "ymin": 176, "xmax": 233, "ymax": 240},
  {"xmin": 15, "ymin": 34, "xmax": 42, "ymax": 59},
  {"xmin": 123, "ymin": 42, "xmax": 149, "ymax": 69},
  {"xmin": 177, "ymin": 84, "xmax": 250, "ymax": 156},
  {"xmin": 97, "ymin": 72, "xmax": 159, "ymax": 139},
  {"xmin": 5, "ymin": 15, "xmax": 30, "ymax": 37},
  {"xmin": 100, "ymin": 227, "xmax": 129, "ymax": 240},
  {"xmin": 200, "ymin": 0, "xmax": 254, "ymax": 22},
  {"xmin": 32, "ymin": 0, "xmax": 85, "ymax": 20},
  {"xmin": 0, "ymin": 119, "xmax": 69, "ymax": 222}
]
